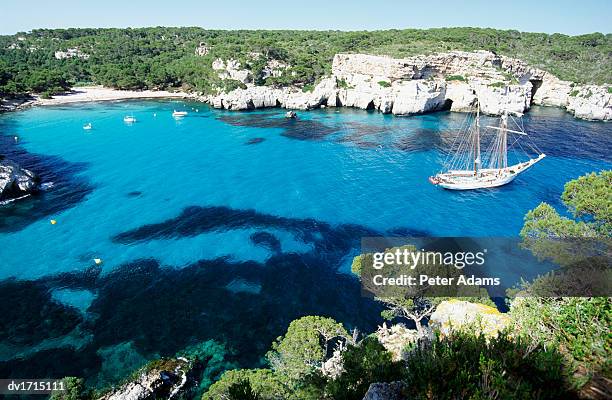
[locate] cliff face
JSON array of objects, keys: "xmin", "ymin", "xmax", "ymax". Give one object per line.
[{"xmin": 206, "ymin": 51, "xmax": 611, "ymax": 121}]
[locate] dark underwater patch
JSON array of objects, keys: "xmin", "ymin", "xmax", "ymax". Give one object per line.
[
  {"xmin": 0, "ymin": 251, "xmax": 383, "ymax": 387},
  {"xmin": 217, "ymin": 113, "xmax": 338, "ymax": 140},
  {"xmin": 245, "ymin": 137, "xmax": 265, "ymax": 145},
  {"xmin": 127, "ymin": 191, "xmax": 143, "ymax": 197},
  {"xmin": 0, "ymin": 346, "xmax": 102, "ymax": 381},
  {"xmin": 0, "ymin": 279, "xmax": 83, "ymax": 346},
  {"xmin": 250, "ymin": 231, "xmax": 281, "ymax": 253},
  {"xmin": 0, "ymin": 203, "xmax": 435, "ymax": 387},
  {"xmin": 0, "ymin": 122, "xmax": 94, "ymax": 233},
  {"xmin": 392, "ymin": 128, "xmax": 445, "ymax": 152}
]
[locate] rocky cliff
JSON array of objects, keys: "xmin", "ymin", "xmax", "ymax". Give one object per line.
[
  {"xmin": 206, "ymin": 51, "xmax": 611, "ymax": 121},
  {"xmin": 0, "ymin": 159, "xmax": 39, "ymax": 202}
]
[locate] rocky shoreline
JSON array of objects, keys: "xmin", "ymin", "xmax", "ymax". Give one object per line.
[
  {"xmin": 0, "ymin": 86, "xmax": 193, "ymax": 112},
  {"xmin": 204, "ymin": 51, "xmax": 611, "ymax": 121},
  {"xmin": 1, "ymin": 51, "xmax": 609, "ymax": 121},
  {"xmin": 0, "ymin": 159, "xmax": 40, "ymax": 203}
]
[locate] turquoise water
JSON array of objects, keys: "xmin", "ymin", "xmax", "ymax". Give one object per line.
[{"xmin": 0, "ymin": 101, "xmax": 610, "ymax": 385}]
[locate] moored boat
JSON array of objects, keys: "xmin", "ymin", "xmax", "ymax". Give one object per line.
[
  {"xmin": 429, "ymin": 100, "xmax": 545, "ymax": 190},
  {"xmin": 172, "ymin": 110, "xmax": 188, "ymax": 118},
  {"xmin": 123, "ymin": 115, "xmax": 136, "ymax": 123}
]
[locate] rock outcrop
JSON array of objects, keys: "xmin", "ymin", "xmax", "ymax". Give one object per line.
[
  {"xmin": 430, "ymin": 300, "xmax": 510, "ymax": 339},
  {"xmin": 0, "ymin": 159, "xmax": 39, "ymax": 201},
  {"xmin": 98, "ymin": 357, "xmax": 197, "ymax": 400},
  {"xmin": 362, "ymin": 381, "xmax": 406, "ymax": 400},
  {"xmin": 212, "ymin": 58, "xmax": 252, "ymax": 84},
  {"xmin": 375, "ymin": 323, "xmax": 419, "ymax": 361},
  {"xmin": 205, "ymin": 50, "xmax": 611, "ymax": 121}
]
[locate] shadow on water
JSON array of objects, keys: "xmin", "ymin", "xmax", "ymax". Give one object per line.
[
  {"xmin": 217, "ymin": 113, "xmax": 339, "ymax": 140},
  {"xmin": 0, "ymin": 121, "xmax": 94, "ymax": 233},
  {"xmin": 0, "ymin": 204, "xmax": 436, "ymax": 388}
]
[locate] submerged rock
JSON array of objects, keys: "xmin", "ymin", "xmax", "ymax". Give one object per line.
[
  {"xmin": 0, "ymin": 159, "xmax": 39, "ymax": 201},
  {"xmin": 430, "ymin": 300, "xmax": 509, "ymax": 339}
]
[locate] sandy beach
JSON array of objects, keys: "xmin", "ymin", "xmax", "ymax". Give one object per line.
[{"xmin": 34, "ymin": 86, "xmax": 195, "ymax": 106}]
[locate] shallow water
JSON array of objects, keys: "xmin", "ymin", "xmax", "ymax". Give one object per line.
[{"xmin": 0, "ymin": 102, "xmax": 610, "ymax": 386}]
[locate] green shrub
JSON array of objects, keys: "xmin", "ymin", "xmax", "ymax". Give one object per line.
[
  {"xmin": 445, "ymin": 75, "xmax": 466, "ymax": 82},
  {"xmin": 377, "ymin": 80, "xmax": 391, "ymax": 87},
  {"xmin": 570, "ymin": 89, "xmax": 580, "ymax": 96},
  {"xmin": 510, "ymin": 297, "xmax": 611, "ymax": 389},
  {"xmin": 202, "ymin": 369, "xmax": 290, "ymax": 400},
  {"xmin": 325, "ymin": 336, "xmax": 404, "ymax": 400},
  {"xmin": 227, "ymin": 379, "xmax": 260, "ymax": 400},
  {"xmin": 49, "ymin": 377, "xmax": 90, "ymax": 400},
  {"xmin": 266, "ymin": 316, "xmax": 349, "ymax": 385},
  {"xmin": 402, "ymin": 331, "xmax": 572, "ymax": 399},
  {"xmin": 337, "ymin": 78, "xmax": 350, "ymax": 89},
  {"xmin": 488, "ymin": 81, "xmax": 506, "ymax": 88}
]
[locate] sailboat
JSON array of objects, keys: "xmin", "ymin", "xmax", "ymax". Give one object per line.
[{"xmin": 429, "ymin": 100, "xmax": 545, "ymax": 190}]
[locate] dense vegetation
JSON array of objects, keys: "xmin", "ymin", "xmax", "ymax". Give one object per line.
[{"xmin": 1, "ymin": 27, "xmax": 610, "ymax": 97}]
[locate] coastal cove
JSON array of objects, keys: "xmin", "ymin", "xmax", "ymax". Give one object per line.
[{"xmin": 0, "ymin": 100, "xmax": 610, "ymax": 389}]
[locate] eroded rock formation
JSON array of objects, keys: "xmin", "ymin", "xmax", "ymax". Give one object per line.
[
  {"xmin": 0, "ymin": 159, "xmax": 39, "ymax": 202},
  {"xmin": 429, "ymin": 300, "xmax": 510, "ymax": 339},
  {"xmin": 98, "ymin": 357, "xmax": 197, "ymax": 400},
  {"xmin": 205, "ymin": 51, "xmax": 611, "ymax": 121}
]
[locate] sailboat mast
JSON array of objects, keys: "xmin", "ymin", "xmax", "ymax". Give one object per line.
[
  {"xmin": 500, "ymin": 112, "xmax": 508, "ymax": 169},
  {"xmin": 474, "ymin": 100, "xmax": 481, "ymax": 176}
]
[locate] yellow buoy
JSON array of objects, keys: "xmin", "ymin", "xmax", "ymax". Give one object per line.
[
  {"xmin": 50, "ymin": 219, "xmax": 57, "ymax": 225},
  {"xmin": 93, "ymin": 258, "xmax": 103, "ymax": 265}
]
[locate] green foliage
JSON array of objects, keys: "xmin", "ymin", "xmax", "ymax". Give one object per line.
[
  {"xmin": 325, "ymin": 336, "xmax": 404, "ymax": 400},
  {"xmin": 445, "ymin": 75, "xmax": 466, "ymax": 82},
  {"xmin": 520, "ymin": 171, "xmax": 610, "ymax": 266},
  {"xmin": 202, "ymin": 369, "xmax": 290, "ymax": 400},
  {"xmin": 227, "ymin": 379, "xmax": 260, "ymax": 400},
  {"xmin": 570, "ymin": 89, "xmax": 580, "ymax": 96},
  {"xmin": 510, "ymin": 297, "xmax": 611, "ymax": 389},
  {"xmin": 403, "ymin": 331, "xmax": 571, "ymax": 399},
  {"xmin": 561, "ymin": 170, "xmax": 611, "ymax": 235},
  {"xmin": 0, "ymin": 27, "xmax": 610, "ymax": 97},
  {"xmin": 488, "ymin": 81, "xmax": 506, "ymax": 88},
  {"xmin": 377, "ymin": 80, "xmax": 391, "ymax": 87},
  {"xmin": 336, "ymin": 78, "xmax": 350, "ymax": 89},
  {"xmin": 266, "ymin": 316, "xmax": 349, "ymax": 385},
  {"xmin": 516, "ymin": 171, "xmax": 612, "ymax": 389},
  {"xmin": 302, "ymin": 83, "xmax": 315, "ymax": 93},
  {"xmin": 49, "ymin": 377, "xmax": 90, "ymax": 400},
  {"xmin": 352, "ymin": 245, "xmax": 492, "ymax": 333}
]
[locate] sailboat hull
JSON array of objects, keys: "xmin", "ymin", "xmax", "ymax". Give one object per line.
[
  {"xmin": 431, "ymin": 154, "xmax": 545, "ymax": 190},
  {"xmin": 437, "ymin": 173, "xmax": 517, "ymax": 190}
]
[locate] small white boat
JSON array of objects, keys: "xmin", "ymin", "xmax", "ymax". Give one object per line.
[
  {"xmin": 172, "ymin": 110, "xmax": 188, "ymax": 118},
  {"xmin": 123, "ymin": 115, "xmax": 136, "ymax": 123},
  {"xmin": 83, "ymin": 123, "xmax": 92, "ymax": 130},
  {"xmin": 429, "ymin": 100, "xmax": 545, "ymax": 190}
]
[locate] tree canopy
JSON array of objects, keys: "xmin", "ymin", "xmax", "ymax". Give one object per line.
[{"xmin": 1, "ymin": 27, "xmax": 610, "ymax": 97}]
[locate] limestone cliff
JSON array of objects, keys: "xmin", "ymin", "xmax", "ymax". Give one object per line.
[{"xmin": 205, "ymin": 51, "xmax": 611, "ymax": 121}]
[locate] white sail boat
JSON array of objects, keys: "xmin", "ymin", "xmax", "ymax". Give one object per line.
[{"xmin": 429, "ymin": 101, "xmax": 545, "ymax": 190}]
